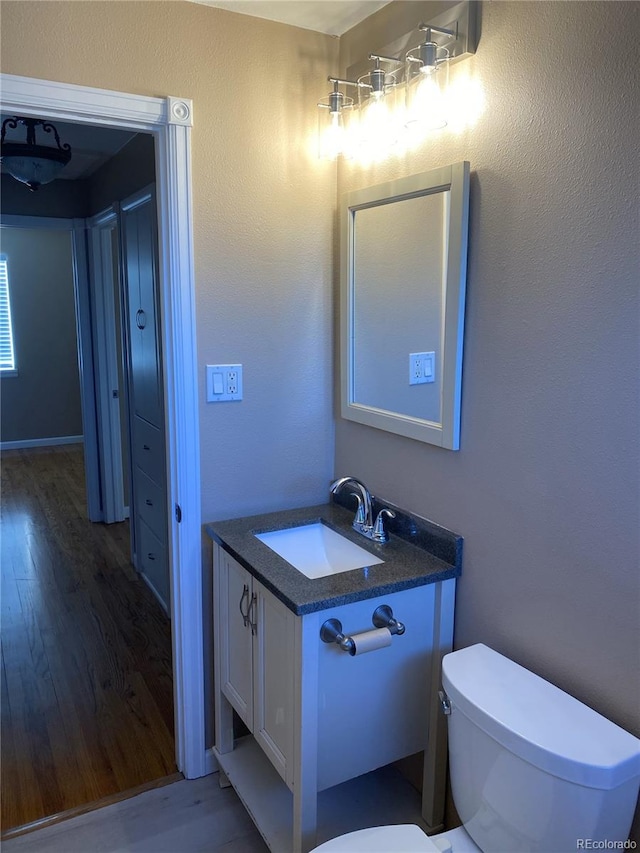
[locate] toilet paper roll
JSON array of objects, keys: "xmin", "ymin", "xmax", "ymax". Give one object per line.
[{"xmin": 348, "ymin": 627, "xmax": 392, "ymax": 656}]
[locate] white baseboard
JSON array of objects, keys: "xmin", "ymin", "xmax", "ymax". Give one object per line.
[{"xmin": 0, "ymin": 435, "xmax": 84, "ymax": 450}]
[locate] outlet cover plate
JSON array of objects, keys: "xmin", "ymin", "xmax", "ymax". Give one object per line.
[
  {"xmin": 206, "ymin": 364, "xmax": 243, "ymax": 401},
  {"xmin": 409, "ymin": 352, "xmax": 435, "ymax": 385}
]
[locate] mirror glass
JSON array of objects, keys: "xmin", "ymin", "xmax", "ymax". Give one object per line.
[{"xmin": 340, "ymin": 163, "xmax": 470, "ymax": 449}]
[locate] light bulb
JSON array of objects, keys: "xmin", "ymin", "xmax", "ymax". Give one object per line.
[
  {"xmin": 406, "ymin": 68, "xmax": 447, "ymax": 132},
  {"xmin": 356, "ymin": 69, "xmax": 401, "ymax": 163},
  {"xmin": 358, "ymin": 96, "xmax": 397, "ymax": 160},
  {"xmin": 318, "ymin": 111, "xmax": 344, "ymax": 160},
  {"xmin": 318, "ymin": 87, "xmax": 356, "ymax": 161}
]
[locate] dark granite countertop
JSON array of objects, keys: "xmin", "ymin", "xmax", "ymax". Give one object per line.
[{"xmin": 206, "ymin": 500, "xmax": 462, "ymax": 615}]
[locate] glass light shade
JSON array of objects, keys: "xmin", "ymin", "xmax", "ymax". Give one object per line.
[
  {"xmin": 405, "ymin": 50, "xmax": 449, "ymax": 135},
  {"xmin": 1, "ymin": 118, "xmax": 72, "ymax": 191},
  {"xmin": 1, "ymin": 151, "xmax": 68, "ymax": 191},
  {"xmin": 356, "ymin": 72, "xmax": 401, "ymax": 161},
  {"xmin": 317, "ymin": 96, "xmax": 355, "ymax": 161}
]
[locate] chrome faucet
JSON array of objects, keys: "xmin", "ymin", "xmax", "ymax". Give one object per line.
[{"xmin": 329, "ymin": 476, "xmax": 396, "ymax": 544}]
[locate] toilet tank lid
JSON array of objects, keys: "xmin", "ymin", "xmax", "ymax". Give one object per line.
[{"xmin": 442, "ymin": 644, "xmax": 640, "ymax": 790}]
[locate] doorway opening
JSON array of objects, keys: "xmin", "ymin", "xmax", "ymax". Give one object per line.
[{"xmin": 0, "ymin": 72, "xmax": 207, "ymax": 821}]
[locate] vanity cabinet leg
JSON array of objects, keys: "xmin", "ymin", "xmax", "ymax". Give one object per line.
[
  {"xmin": 293, "ymin": 784, "xmax": 318, "ymax": 853},
  {"xmin": 213, "ymin": 544, "xmax": 235, "ymax": 757},
  {"xmin": 293, "ymin": 614, "xmax": 319, "ymax": 853},
  {"xmin": 422, "ymin": 579, "xmax": 456, "ymax": 831},
  {"xmin": 218, "ymin": 768, "xmax": 231, "ymax": 789},
  {"xmin": 215, "ymin": 693, "xmax": 235, "ymax": 754}
]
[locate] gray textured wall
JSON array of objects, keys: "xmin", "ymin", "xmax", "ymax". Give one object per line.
[
  {"xmin": 0, "ymin": 227, "xmax": 83, "ymax": 442},
  {"xmin": 337, "ymin": 1, "xmax": 639, "ymax": 833}
]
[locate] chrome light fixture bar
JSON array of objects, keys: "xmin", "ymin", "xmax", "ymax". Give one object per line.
[{"xmin": 1, "ymin": 116, "xmax": 72, "ymax": 191}]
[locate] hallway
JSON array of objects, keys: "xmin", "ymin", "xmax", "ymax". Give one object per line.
[{"xmin": 1, "ymin": 445, "xmax": 176, "ymax": 833}]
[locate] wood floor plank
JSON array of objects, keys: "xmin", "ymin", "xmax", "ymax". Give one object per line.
[
  {"xmin": 1, "ymin": 446, "xmax": 176, "ymax": 832},
  {"xmin": 15, "ymin": 578, "xmax": 112, "ymax": 812},
  {"xmin": 1, "ymin": 777, "xmax": 268, "ymax": 853}
]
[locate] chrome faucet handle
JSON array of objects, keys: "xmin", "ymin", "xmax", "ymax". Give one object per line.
[{"xmin": 373, "ymin": 508, "xmax": 396, "ymax": 543}]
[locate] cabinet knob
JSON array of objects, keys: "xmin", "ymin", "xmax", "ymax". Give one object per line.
[{"xmin": 145, "ymin": 498, "xmax": 153, "ymax": 506}]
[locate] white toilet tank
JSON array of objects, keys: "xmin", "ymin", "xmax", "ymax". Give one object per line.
[{"xmin": 442, "ymin": 644, "xmax": 640, "ymax": 852}]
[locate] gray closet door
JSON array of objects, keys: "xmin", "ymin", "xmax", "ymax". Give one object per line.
[
  {"xmin": 122, "ymin": 189, "xmax": 162, "ymax": 428},
  {"xmin": 121, "ymin": 186, "xmax": 169, "ymax": 611}
]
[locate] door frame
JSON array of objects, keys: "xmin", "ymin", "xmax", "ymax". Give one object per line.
[
  {"xmin": 0, "ymin": 73, "xmax": 206, "ymax": 778},
  {"xmin": 88, "ymin": 205, "xmax": 127, "ymax": 523}
]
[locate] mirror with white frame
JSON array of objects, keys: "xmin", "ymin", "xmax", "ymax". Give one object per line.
[{"xmin": 340, "ymin": 162, "xmax": 470, "ymax": 449}]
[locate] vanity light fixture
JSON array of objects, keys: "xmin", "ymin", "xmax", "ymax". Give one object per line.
[
  {"xmin": 317, "ymin": 78, "xmax": 360, "ymax": 160},
  {"xmin": 356, "ymin": 55, "xmax": 403, "ymax": 159},
  {"xmin": 405, "ymin": 24, "xmax": 453, "ymax": 133},
  {"xmin": 317, "ymin": 0, "xmax": 477, "ymax": 163},
  {"xmin": 0, "ymin": 116, "xmax": 72, "ymax": 191}
]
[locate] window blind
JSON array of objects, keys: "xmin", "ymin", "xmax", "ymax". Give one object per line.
[{"xmin": 0, "ymin": 256, "xmax": 16, "ymax": 372}]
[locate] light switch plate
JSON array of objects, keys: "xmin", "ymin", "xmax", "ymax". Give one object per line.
[{"xmin": 206, "ymin": 364, "xmax": 243, "ymax": 401}]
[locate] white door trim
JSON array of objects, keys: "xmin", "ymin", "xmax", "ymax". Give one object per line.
[{"xmin": 0, "ymin": 73, "xmax": 206, "ymax": 778}]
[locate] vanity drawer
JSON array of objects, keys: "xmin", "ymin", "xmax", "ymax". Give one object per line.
[
  {"xmin": 134, "ymin": 465, "xmax": 166, "ymax": 543},
  {"xmin": 133, "ymin": 415, "xmax": 164, "ymax": 482},
  {"xmin": 137, "ymin": 517, "xmax": 169, "ymax": 610}
]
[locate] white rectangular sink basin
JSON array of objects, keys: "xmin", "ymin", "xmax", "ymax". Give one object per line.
[{"xmin": 255, "ymin": 523, "xmax": 384, "ymax": 579}]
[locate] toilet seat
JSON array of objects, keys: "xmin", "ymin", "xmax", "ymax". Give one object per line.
[
  {"xmin": 310, "ymin": 823, "xmax": 482, "ymax": 853},
  {"xmin": 310, "ymin": 824, "xmax": 442, "ymax": 852}
]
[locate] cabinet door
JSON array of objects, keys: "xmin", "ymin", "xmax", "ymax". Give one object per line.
[
  {"xmin": 122, "ymin": 188, "xmax": 163, "ymax": 429},
  {"xmin": 218, "ymin": 552, "xmax": 254, "ymax": 729},
  {"xmin": 253, "ymin": 580, "xmax": 296, "ymax": 788}
]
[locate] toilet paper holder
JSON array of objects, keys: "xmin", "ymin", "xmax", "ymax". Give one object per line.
[{"xmin": 320, "ymin": 605, "xmax": 405, "ymax": 655}]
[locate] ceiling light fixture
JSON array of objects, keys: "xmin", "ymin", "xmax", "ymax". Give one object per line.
[{"xmin": 1, "ymin": 116, "xmax": 72, "ymax": 191}]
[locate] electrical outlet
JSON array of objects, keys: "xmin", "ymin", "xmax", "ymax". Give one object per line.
[
  {"xmin": 411, "ymin": 354, "xmax": 423, "ymax": 382},
  {"xmin": 206, "ymin": 364, "xmax": 243, "ymax": 401},
  {"xmin": 409, "ymin": 352, "xmax": 435, "ymax": 386}
]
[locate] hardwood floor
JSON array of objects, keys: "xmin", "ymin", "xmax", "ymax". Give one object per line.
[{"xmin": 1, "ymin": 445, "xmax": 176, "ymax": 833}]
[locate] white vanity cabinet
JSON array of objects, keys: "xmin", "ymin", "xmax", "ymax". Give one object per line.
[
  {"xmin": 216, "ymin": 547, "xmax": 296, "ymax": 787},
  {"xmin": 212, "ymin": 541, "xmax": 456, "ymax": 853}
]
